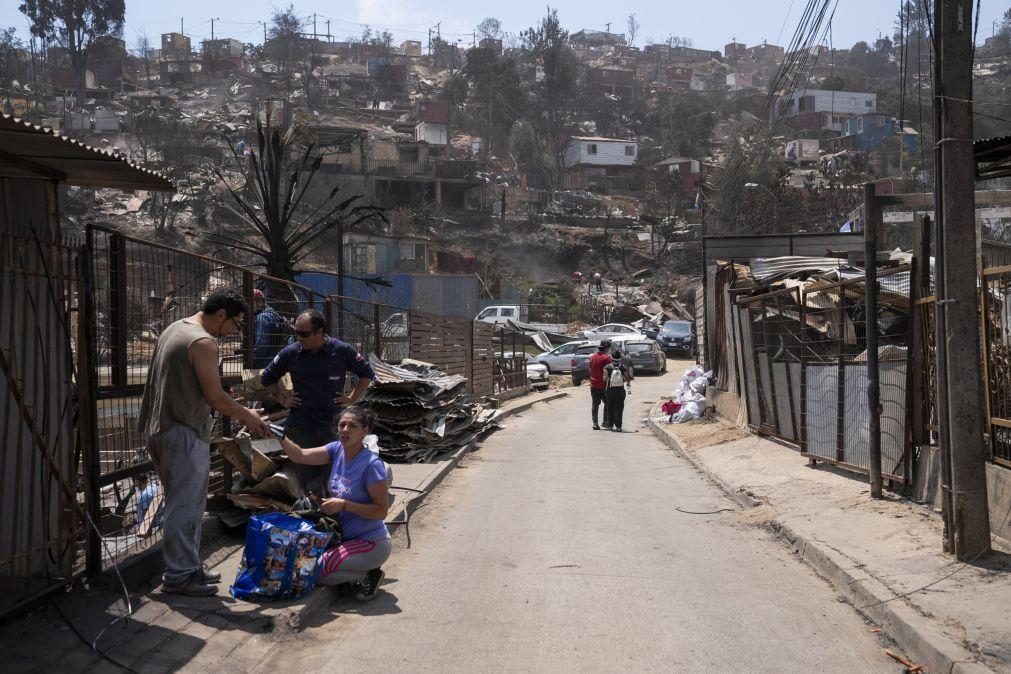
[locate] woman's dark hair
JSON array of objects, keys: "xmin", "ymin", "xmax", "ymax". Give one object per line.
[
  {"xmin": 612, "ymin": 350, "xmax": 623, "ymax": 359},
  {"xmin": 203, "ymin": 288, "xmax": 249, "ymax": 319},
  {"xmin": 299, "ymin": 308, "xmax": 327, "ymax": 334},
  {"xmin": 337, "ymin": 405, "xmax": 376, "ymax": 432}
]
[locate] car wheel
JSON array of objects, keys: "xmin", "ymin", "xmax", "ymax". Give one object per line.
[
  {"xmin": 538, "ymin": 361, "xmax": 552, "ymax": 373},
  {"xmin": 572, "ymin": 376, "xmax": 582, "ymax": 386},
  {"xmin": 660, "ymin": 358, "xmax": 667, "ymax": 373}
]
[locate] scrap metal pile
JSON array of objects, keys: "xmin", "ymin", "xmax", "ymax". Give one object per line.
[{"xmin": 362, "ymin": 356, "xmax": 503, "ymax": 463}]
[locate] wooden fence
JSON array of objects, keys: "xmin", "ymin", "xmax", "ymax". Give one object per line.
[{"xmin": 409, "ymin": 312, "xmax": 510, "ymax": 397}]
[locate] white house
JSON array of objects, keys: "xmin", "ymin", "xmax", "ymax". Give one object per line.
[
  {"xmin": 776, "ymin": 88, "xmax": 877, "ymax": 120},
  {"xmin": 562, "ymin": 136, "xmax": 641, "ymax": 192},
  {"xmin": 563, "ymin": 136, "xmax": 638, "ymax": 169}
]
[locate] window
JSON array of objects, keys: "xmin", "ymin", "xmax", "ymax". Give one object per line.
[
  {"xmin": 400, "ymin": 242, "xmax": 415, "ymax": 260},
  {"xmin": 500, "ymin": 308, "xmax": 515, "ymax": 317},
  {"xmin": 587, "ymin": 143, "xmax": 598, "ymax": 155},
  {"xmin": 477, "ymin": 308, "xmax": 497, "ymax": 319},
  {"xmin": 865, "ymin": 99, "xmax": 873, "ymax": 108},
  {"xmin": 556, "ymin": 344, "xmax": 578, "ymax": 355},
  {"xmin": 625, "ymin": 145, "xmax": 635, "ymax": 156}
]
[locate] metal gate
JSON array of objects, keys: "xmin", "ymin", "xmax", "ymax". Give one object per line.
[{"xmin": 0, "ymin": 230, "xmax": 87, "ymax": 616}]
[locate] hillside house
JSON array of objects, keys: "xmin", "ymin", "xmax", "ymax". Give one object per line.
[
  {"xmin": 654, "ymin": 155, "xmax": 704, "ymax": 192},
  {"xmin": 562, "ymin": 136, "xmax": 641, "ymax": 193},
  {"xmin": 725, "ymin": 41, "xmax": 748, "ymax": 61},
  {"xmin": 571, "ymin": 30, "xmax": 627, "ymax": 49},
  {"xmin": 400, "ymin": 40, "xmax": 422, "ymax": 57},
  {"xmin": 589, "ymin": 65, "xmax": 636, "ymax": 97},
  {"xmin": 776, "ymin": 88, "xmax": 877, "ymax": 130},
  {"xmin": 479, "ymin": 38, "xmax": 503, "ymax": 55},
  {"xmin": 835, "ymin": 114, "xmax": 919, "ymax": 153}
]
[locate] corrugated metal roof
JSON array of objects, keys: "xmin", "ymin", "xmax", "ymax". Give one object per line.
[
  {"xmin": 749, "ymin": 256, "xmax": 854, "ymax": 282},
  {"xmin": 0, "ymin": 114, "xmax": 174, "ymax": 191}
]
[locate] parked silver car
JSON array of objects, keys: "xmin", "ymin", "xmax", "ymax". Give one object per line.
[
  {"xmin": 582, "ymin": 323, "xmax": 644, "ymax": 341},
  {"xmin": 534, "ymin": 340, "xmax": 594, "ymax": 373},
  {"xmin": 621, "ymin": 339, "xmax": 668, "ymax": 375}
]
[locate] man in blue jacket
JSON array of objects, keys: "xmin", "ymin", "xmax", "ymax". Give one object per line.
[
  {"xmin": 260, "ymin": 309, "xmax": 376, "ymax": 495},
  {"xmin": 252, "ymin": 289, "xmax": 291, "ymax": 369}
]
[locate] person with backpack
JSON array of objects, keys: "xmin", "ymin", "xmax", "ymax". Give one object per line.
[{"xmin": 603, "ymin": 351, "xmax": 633, "ymax": 432}]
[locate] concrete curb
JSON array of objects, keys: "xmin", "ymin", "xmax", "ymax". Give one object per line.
[
  {"xmin": 277, "ymin": 388, "xmax": 569, "ymax": 633},
  {"xmin": 645, "ymin": 407, "xmax": 996, "ymax": 674}
]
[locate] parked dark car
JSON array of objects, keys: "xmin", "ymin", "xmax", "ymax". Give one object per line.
[
  {"xmin": 569, "ymin": 344, "xmax": 606, "ymax": 386},
  {"xmin": 622, "ymin": 339, "xmax": 667, "ymax": 375},
  {"xmin": 641, "ymin": 321, "xmax": 661, "ymax": 341},
  {"xmin": 656, "ymin": 320, "xmax": 696, "ymax": 356}
]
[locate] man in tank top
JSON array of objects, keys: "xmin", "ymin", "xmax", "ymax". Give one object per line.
[{"xmin": 139, "ymin": 288, "xmax": 270, "ymax": 596}]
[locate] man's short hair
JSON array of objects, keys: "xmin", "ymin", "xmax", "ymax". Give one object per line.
[
  {"xmin": 298, "ymin": 309, "xmax": 327, "ymax": 334},
  {"xmin": 203, "ymin": 288, "xmax": 249, "ymax": 319}
]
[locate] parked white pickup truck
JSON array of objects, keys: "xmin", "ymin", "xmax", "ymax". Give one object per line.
[{"xmin": 474, "ymin": 305, "xmax": 569, "ymax": 334}]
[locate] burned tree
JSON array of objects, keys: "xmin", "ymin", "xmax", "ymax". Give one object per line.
[{"xmin": 212, "ymin": 113, "xmax": 385, "ymax": 282}]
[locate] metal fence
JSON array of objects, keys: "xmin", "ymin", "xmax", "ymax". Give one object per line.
[
  {"xmin": 0, "ymin": 230, "xmax": 86, "ymax": 617},
  {"xmin": 82, "ymin": 225, "xmax": 408, "ymax": 572},
  {"xmin": 799, "ymin": 266, "xmax": 912, "ymax": 482},
  {"xmin": 982, "ymin": 264, "xmax": 1011, "ymax": 468},
  {"xmin": 733, "ymin": 265, "xmax": 913, "ymax": 483}
]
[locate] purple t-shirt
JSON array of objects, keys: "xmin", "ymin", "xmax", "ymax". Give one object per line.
[{"xmin": 325, "ymin": 442, "xmax": 389, "ymax": 541}]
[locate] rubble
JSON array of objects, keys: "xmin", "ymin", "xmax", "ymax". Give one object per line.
[{"xmin": 363, "ymin": 356, "xmax": 503, "ymax": 463}]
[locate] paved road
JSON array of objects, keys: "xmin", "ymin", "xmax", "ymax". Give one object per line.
[{"xmin": 257, "ymin": 362, "xmax": 897, "ymax": 672}]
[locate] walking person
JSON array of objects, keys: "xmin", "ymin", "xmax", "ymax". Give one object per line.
[
  {"xmin": 138, "ymin": 289, "xmax": 271, "ymax": 597},
  {"xmin": 588, "ymin": 340, "xmax": 612, "ymax": 430},
  {"xmin": 603, "ymin": 351, "xmax": 632, "ymax": 432},
  {"xmin": 282, "ymin": 406, "xmax": 391, "ymax": 601},
  {"xmin": 261, "ymin": 309, "xmax": 376, "ymax": 496}
]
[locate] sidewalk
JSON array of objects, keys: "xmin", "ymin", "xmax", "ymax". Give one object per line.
[
  {"xmin": 647, "ymin": 408, "xmax": 1011, "ymax": 674},
  {"xmin": 0, "ymin": 389, "xmax": 567, "ymax": 674}
]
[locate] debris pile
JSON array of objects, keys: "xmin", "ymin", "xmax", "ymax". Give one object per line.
[{"xmin": 363, "ymin": 356, "xmax": 503, "ymax": 463}]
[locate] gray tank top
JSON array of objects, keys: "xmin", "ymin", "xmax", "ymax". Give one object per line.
[{"xmin": 138, "ymin": 318, "xmax": 216, "ymax": 442}]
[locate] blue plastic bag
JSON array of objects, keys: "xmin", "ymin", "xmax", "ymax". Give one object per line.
[{"xmin": 230, "ymin": 511, "xmax": 332, "ymax": 601}]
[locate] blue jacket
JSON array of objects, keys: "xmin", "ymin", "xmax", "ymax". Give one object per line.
[
  {"xmin": 260, "ymin": 336, "xmax": 376, "ymax": 431},
  {"xmin": 252, "ymin": 305, "xmax": 291, "ymax": 368}
]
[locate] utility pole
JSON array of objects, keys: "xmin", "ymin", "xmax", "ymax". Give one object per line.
[
  {"xmin": 605, "ymin": 22, "xmax": 611, "ymax": 33},
  {"xmin": 261, "ymin": 21, "xmax": 267, "ymax": 44},
  {"xmin": 326, "ymin": 20, "xmax": 331, "ymax": 43},
  {"xmin": 934, "ymin": 0, "xmax": 992, "ymax": 561},
  {"xmin": 181, "ymin": 18, "xmax": 184, "ymax": 36},
  {"xmin": 210, "ymin": 17, "xmax": 216, "ymax": 42},
  {"xmin": 864, "ymin": 183, "xmax": 882, "ymax": 499},
  {"xmin": 313, "ymin": 13, "xmax": 317, "ymax": 40}
]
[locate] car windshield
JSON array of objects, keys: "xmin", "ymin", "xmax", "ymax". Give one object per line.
[
  {"xmin": 625, "ymin": 343, "xmax": 653, "ymax": 354},
  {"xmin": 663, "ymin": 321, "xmax": 692, "ymax": 334}
]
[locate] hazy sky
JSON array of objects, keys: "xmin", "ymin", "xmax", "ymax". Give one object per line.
[{"xmin": 2, "ymin": 1, "xmax": 1008, "ymax": 53}]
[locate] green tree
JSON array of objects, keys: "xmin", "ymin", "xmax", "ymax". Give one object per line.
[
  {"xmin": 18, "ymin": 0, "xmax": 125, "ymax": 106},
  {"xmin": 476, "ymin": 17, "xmax": 502, "ymax": 42},
  {"xmin": 643, "ymin": 90, "xmax": 717, "ymax": 160},
  {"xmin": 520, "ymin": 8, "xmax": 580, "ymax": 183},
  {"xmin": 460, "ymin": 47, "xmax": 523, "ymax": 159},
  {"xmin": 266, "ymin": 5, "xmax": 305, "ymax": 89}
]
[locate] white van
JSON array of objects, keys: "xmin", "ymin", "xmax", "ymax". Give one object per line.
[{"xmin": 475, "ymin": 305, "xmax": 522, "ymax": 325}]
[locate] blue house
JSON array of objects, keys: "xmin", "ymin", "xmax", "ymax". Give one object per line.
[{"xmin": 838, "ymin": 113, "xmax": 919, "ymax": 154}]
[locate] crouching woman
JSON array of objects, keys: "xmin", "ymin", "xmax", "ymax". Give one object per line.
[{"xmin": 282, "ymin": 406, "xmax": 391, "ymax": 600}]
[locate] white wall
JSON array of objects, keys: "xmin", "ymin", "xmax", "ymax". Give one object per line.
[
  {"xmin": 564, "ymin": 139, "xmax": 638, "ymax": 168},
  {"xmin": 416, "ymin": 122, "xmax": 448, "ymax": 145}
]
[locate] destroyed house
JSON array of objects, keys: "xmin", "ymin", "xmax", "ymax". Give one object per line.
[
  {"xmin": 589, "ymin": 65, "xmax": 635, "ymax": 97},
  {"xmin": 571, "ymin": 30, "xmax": 627, "ymax": 49}
]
